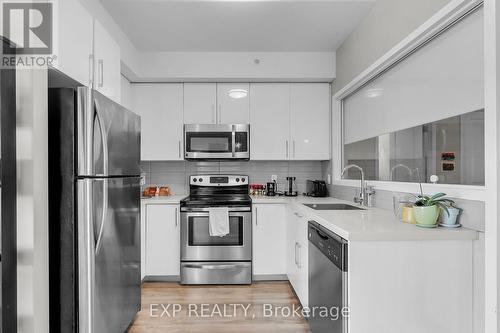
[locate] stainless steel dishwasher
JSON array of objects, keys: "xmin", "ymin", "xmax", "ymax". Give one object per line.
[{"xmin": 308, "ymin": 221, "xmax": 348, "ymax": 333}]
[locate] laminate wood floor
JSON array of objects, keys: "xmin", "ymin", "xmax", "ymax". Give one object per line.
[{"xmin": 128, "ymin": 281, "xmax": 311, "ymax": 333}]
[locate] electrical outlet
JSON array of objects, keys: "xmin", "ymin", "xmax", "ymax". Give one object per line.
[{"xmin": 271, "ymin": 175, "xmax": 278, "ymax": 182}]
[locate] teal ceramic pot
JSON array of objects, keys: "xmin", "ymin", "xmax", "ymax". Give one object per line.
[
  {"xmin": 413, "ymin": 206, "xmax": 439, "ymax": 227},
  {"xmin": 439, "ymin": 207, "xmax": 461, "ymax": 226}
]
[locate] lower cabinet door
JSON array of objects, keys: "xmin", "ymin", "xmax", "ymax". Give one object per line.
[
  {"xmin": 252, "ymin": 204, "xmax": 287, "ymax": 276},
  {"xmin": 287, "ymin": 209, "xmax": 309, "ymax": 307},
  {"xmin": 145, "ymin": 204, "xmax": 180, "ymax": 276}
]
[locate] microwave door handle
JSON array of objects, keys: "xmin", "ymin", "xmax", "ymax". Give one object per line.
[{"xmin": 232, "ymin": 126, "xmax": 236, "ymax": 157}]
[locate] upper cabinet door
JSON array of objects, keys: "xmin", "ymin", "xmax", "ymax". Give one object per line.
[
  {"xmin": 290, "ymin": 83, "xmax": 330, "ymax": 160},
  {"xmin": 94, "ymin": 20, "xmax": 121, "ymax": 104},
  {"xmin": 217, "ymin": 83, "xmax": 250, "ymax": 124},
  {"xmin": 250, "ymin": 84, "xmax": 290, "ymax": 160},
  {"xmin": 183, "ymin": 83, "xmax": 217, "ymax": 124},
  {"xmin": 132, "ymin": 84, "xmax": 184, "ymax": 161},
  {"xmin": 55, "ymin": 0, "xmax": 93, "ymax": 85}
]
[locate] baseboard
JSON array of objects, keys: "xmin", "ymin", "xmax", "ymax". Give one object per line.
[
  {"xmin": 143, "ymin": 275, "xmax": 180, "ymax": 282},
  {"xmin": 252, "ymin": 274, "xmax": 288, "ymax": 281},
  {"xmin": 142, "ymin": 274, "xmax": 289, "ymax": 282}
]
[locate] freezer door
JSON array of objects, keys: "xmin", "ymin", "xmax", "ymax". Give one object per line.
[
  {"xmin": 77, "ymin": 89, "xmax": 141, "ymax": 177},
  {"xmin": 77, "ymin": 177, "xmax": 141, "ymax": 333}
]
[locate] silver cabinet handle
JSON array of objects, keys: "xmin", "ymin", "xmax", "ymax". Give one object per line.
[
  {"xmin": 175, "ymin": 207, "xmax": 178, "ymax": 227},
  {"xmin": 297, "ymin": 243, "xmax": 302, "ymax": 268},
  {"xmin": 286, "ymin": 140, "xmax": 289, "ymax": 159},
  {"xmin": 255, "ymin": 206, "xmax": 258, "ymax": 226},
  {"xmin": 98, "ymin": 59, "xmax": 104, "ymax": 88},
  {"xmin": 293, "ymin": 140, "xmax": 296, "ymax": 158},
  {"xmin": 294, "ymin": 242, "xmax": 298, "ymax": 267},
  {"xmin": 88, "ymin": 54, "xmax": 94, "ymax": 86},
  {"xmin": 218, "ymin": 105, "xmax": 222, "ymax": 124},
  {"xmin": 212, "ymin": 104, "xmax": 216, "ymax": 123},
  {"xmin": 178, "ymin": 141, "xmax": 181, "ymax": 159},
  {"xmin": 294, "ymin": 212, "xmax": 303, "ymax": 218}
]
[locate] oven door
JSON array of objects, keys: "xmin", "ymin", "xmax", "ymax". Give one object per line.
[
  {"xmin": 180, "ymin": 210, "xmax": 252, "ymax": 261},
  {"xmin": 184, "ymin": 124, "xmax": 249, "ymax": 160}
]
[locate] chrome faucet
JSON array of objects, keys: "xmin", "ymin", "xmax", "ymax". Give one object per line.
[
  {"xmin": 390, "ymin": 163, "xmax": 413, "ymax": 181},
  {"xmin": 341, "ymin": 164, "xmax": 374, "ymax": 207}
]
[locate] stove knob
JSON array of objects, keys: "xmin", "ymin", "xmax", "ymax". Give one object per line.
[
  {"xmin": 236, "ymin": 178, "xmax": 240, "ymax": 182},
  {"xmin": 241, "ymin": 178, "xmax": 246, "ymax": 183},
  {"xmin": 199, "ymin": 178, "xmax": 203, "ymax": 182},
  {"xmin": 193, "ymin": 178, "xmax": 197, "ymax": 182}
]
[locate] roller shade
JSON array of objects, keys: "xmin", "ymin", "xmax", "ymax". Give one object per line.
[{"xmin": 344, "ymin": 8, "xmax": 484, "ymax": 145}]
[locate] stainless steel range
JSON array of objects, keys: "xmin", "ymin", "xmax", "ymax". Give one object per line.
[{"xmin": 180, "ymin": 175, "xmax": 252, "ymax": 285}]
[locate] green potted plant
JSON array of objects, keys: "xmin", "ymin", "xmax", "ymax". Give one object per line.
[{"xmin": 413, "ymin": 193, "xmax": 455, "ymax": 228}]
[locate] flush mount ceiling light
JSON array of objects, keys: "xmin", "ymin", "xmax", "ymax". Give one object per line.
[
  {"xmin": 228, "ymin": 89, "xmax": 248, "ymax": 99},
  {"xmin": 365, "ymin": 88, "xmax": 384, "ymax": 98}
]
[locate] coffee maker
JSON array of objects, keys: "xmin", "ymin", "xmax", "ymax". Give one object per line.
[
  {"xmin": 284, "ymin": 177, "xmax": 298, "ymax": 197},
  {"xmin": 266, "ymin": 181, "xmax": 277, "ymax": 196}
]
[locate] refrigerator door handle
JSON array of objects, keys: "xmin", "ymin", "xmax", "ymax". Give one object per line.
[
  {"xmin": 77, "ymin": 179, "xmax": 96, "ymax": 333},
  {"xmin": 94, "ymin": 99, "xmax": 109, "ymax": 176},
  {"xmin": 95, "ymin": 179, "xmax": 108, "ymax": 255}
]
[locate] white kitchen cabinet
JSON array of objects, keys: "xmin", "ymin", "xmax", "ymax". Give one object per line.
[
  {"xmin": 144, "ymin": 204, "xmax": 180, "ymax": 277},
  {"xmin": 250, "ymin": 83, "xmax": 330, "ymax": 161},
  {"xmin": 55, "ymin": 0, "xmax": 93, "ymax": 86},
  {"xmin": 217, "ymin": 83, "xmax": 250, "ymax": 124},
  {"xmin": 287, "ymin": 208, "xmax": 309, "ymax": 307},
  {"xmin": 250, "ymin": 84, "xmax": 290, "ymax": 160},
  {"xmin": 132, "ymin": 84, "xmax": 184, "ymax": 161},
  {"xmin": 290, "ymin": 83, "xmax": 330, "ymax": 160},
  {"xmin": 93, "ymin": 20, "xmax": 121, "ymax": 103},
  {"xmin": 252, "ymin": 204, "xmax": 287, "ymax": 276},
  {"xmin": 183, "ymin": 83, "xmax": 217, "ymax": 124}
]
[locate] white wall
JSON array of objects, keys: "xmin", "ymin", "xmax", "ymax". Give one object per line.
[
  {"xmin": 331, "ymin": 1, "xmax": 489, "ymax": 331},
  {"xmin": 333, "ymin": 0, "xmax": 451, "ymax": 93},
  {"xmin": 78, "ymin": 0, "xmax": 335, "ymax": 82},
  {"xmin": 130, "ymin": 52, "xmax": 335, "ymax": 82},
  {"xmin": 483, "ymin": 0, "xmax": 500, "ymax": 331},
  {"xmin": 16, "ymin": 69, "xmax": 49, "ymax": 333}
]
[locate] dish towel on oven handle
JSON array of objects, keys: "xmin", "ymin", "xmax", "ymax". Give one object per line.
[{"xmin": 208, "ymin": 207, "xmax": 230, "ymax": 237}]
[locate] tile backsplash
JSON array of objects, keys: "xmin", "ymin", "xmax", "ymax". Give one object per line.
[{"xmin": 141, "ymin": 160, "xmax": 325, "ymax": 195}]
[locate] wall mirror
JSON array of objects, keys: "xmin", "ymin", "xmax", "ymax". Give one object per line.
[{"xmin": 342, "ymin": 7, "xmax": 485, "ymax": 186}]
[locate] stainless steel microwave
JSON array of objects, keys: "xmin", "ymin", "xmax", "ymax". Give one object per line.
[{"xmin": 184, "ymin": 124, "xmax": 250, "ymax": 160}]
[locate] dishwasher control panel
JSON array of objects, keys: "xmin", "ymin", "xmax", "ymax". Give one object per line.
[{"xmin": 308, "ymin": 221, "xmax": 348, "ymax": 272}]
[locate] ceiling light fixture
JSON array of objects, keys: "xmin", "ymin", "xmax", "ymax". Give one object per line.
[
  {"xmin": 228, "ymin": 89, "xmax": 248, "ymax": 99},
  {"xmin": 365, "ymin": 88, "xmax": 384, "ymax": 98}
]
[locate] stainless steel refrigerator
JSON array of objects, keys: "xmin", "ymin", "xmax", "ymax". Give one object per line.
[{"xmin": 48, "ymin": 69, "xmax": 141, "ymax": 333}]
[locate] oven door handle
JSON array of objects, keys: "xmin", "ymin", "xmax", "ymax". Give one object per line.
[
  {"xmin": 183, "ymin": 264, "xmax": 247, "ymax": 270},
  {"xmin": 181, "ymin": 209, "xmax": 250, "ymax": 214}
]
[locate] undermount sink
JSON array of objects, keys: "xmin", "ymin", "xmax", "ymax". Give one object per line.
[{"xmin": 303, "ymin": 203, "xmax": 365, "ymax": 211}]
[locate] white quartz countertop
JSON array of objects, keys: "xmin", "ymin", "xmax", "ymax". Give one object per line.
[
  {"xmin": 252, "ymin": 195, "xmax": 478, "ymax": 241},
  {"xmin": 140, "ymin": 195, "xmax": 478, "ymax": 241}
]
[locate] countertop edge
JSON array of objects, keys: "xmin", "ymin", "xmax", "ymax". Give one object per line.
[{"xmin": 140, "ymin": 195, "xmax": 479, "ymax": 242}]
